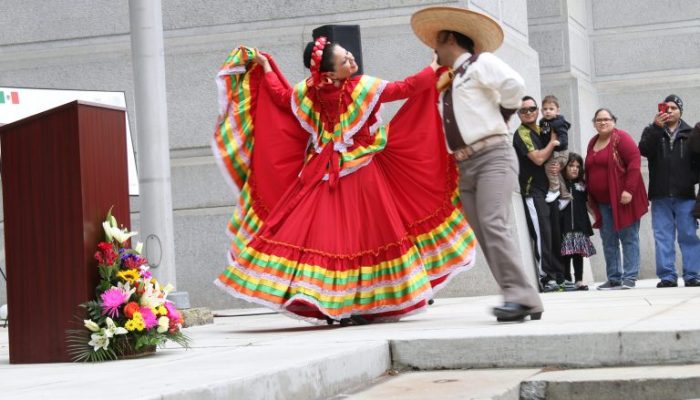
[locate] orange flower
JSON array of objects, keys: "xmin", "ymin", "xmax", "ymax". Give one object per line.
[{"xmin": 123, "ymin": 301, "xmax": 140, "ymax": 319}]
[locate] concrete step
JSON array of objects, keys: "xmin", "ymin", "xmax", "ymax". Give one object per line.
[
  {"xmin": 520, "ymin": 364, "xmax": 700, "ymax": 400},
  {"xmin": 391, "ymin": 329, "xmax": 700, "ymax": 369},
  {"xmin": 390, "ymin": 287, "xmax": 700, "ymax": 370},
  {"xmin": 339, "ymin": 365, "xmax": 700, "ymax": 400},
  {"xmin": 334, "ymin": 369, "xmax": 540, "ymax": 400}
]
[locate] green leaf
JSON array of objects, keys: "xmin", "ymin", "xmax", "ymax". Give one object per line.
[{"xmin": 65, "ymin": 329, "xmax": 118, "ymax": 362}]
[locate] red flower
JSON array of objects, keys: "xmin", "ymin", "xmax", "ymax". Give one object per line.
[
  {"xmin": 124, "ymin": 301, "xmax": 140, "ymax": 319},
  {"xmin": 168, "ymin": 318, "xmax": 180, "ymax": 333},
  {"xmin": 122, "ymin": 254, "xmax": 148, "ymax": 270},
  {"xmin": 94, "ymin": 242, "xmax": 118, "ymax": 265}
]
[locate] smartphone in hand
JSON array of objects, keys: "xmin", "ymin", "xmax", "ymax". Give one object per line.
[{"xmin": 658, "ymin": 103, "xmax": 669, "ymax": 113}]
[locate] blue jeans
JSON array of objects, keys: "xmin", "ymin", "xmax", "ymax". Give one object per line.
[
  {"xmin": 651, "ymin": 198, "xmax": 700, "ymax": 282},
  {"xmin": 598, "ymin": 203, "xmax": 640, "ymax": 282}
]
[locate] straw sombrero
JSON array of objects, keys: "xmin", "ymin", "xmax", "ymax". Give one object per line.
[{"xmin": 411, "ymin": 6, "xmax": 504, "ymax": 53}]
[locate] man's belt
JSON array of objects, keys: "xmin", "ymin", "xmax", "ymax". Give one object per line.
[{"xmin": 452, "ymin": 134, "xmax": 507, "ymax": 161}]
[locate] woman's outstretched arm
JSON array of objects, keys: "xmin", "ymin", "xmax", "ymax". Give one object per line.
[{"xmin": 379, "ymin": 55, "xmax": 439, "ymax": 102}]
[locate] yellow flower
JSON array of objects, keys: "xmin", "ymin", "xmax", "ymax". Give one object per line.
[
  {"xmin": 124, "ymin": 312, "xmax": 146, "ymax": 332},
  {"xmin": 157, "ymin": 306, "xmax": 168, "ymax": 316},
  {"xmin": 117, "ymin": 270, "xmax": 140, "ymax": 284},
  {"xmin": 131, "ymin": 312, "xmax": 146, "ymax": 331},
  {"xmin": 134, "ymin": 320, "xmax": 145, "ymax": 331},
  {"xmin": 125, "ymin": 319, "xmax": 137, "ymax": 331}
]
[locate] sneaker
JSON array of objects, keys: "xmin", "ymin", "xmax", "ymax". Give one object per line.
[
  {"xmin": 545, "ymin": 190, "xmax": 560, "ymax": 203},
  {"xmin": 621, "ymin": 279, "xmax": 636, "ymax": 289},
  {"xmin": 597, "ymin": 280, "xmax": 622, "ymax": 290},
  {"xmin": 685, "ymin": 279, "xmax": 700, "ymax": 287},
  {"xmin": 574, "ymin": 281, "xmax": 589, "ymax": 291},
  {"xmin": 561, "ymin": 280, "xmax": 577, "ymax": 291},
  {"xmin": 558, "ymin": 198, "xmax": 571, "ymax": 211},
  {"xmin": 543, "ymin": 280, "xmax": 563, "ymax": 292},
  {"xmin": 656, "ymin": 280, "xmax": 678, "ymax": 288}
]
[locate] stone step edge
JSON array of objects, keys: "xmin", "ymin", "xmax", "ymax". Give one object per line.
[
  {"xmin": 159, "ymin": 341, "xmax": 391, "ymax": 400},
  {"xmin": 390, "ymin": 329, "xmax": 700, "ymax": 370},
  {"xmin": 520, "ymin": 364, "xmax": 700, "ymax": 400}
]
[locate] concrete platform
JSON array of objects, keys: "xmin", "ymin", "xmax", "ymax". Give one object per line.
[{"xmin": 1, "ymin": 280, "xmax": 700, "ymax": 400}]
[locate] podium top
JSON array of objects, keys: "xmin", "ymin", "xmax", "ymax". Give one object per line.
[{"xmin": 0, "ymin": 100, "xmax": 125, "ymax": 134}]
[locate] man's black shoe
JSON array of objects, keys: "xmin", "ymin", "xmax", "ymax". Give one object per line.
[
  {"xmin": 656, "ymin": 280, "xmax": 678, "ymax": 288},
  {"xmin": 685, "ymin": 279, "xmax": 700, "ymax": 287},
  {"xmin": 492, "ymin": 302, "xmax": 542, "ymax": 322}
]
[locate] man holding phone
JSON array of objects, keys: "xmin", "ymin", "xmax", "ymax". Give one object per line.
[{"xmin": 638, "ymin": 95, "xmax": 700, "ymax": 288}]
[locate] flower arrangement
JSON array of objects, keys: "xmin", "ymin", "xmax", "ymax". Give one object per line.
[{"xmin": 67, "ymin": 211, "xmax": 190, "ymax": 362}]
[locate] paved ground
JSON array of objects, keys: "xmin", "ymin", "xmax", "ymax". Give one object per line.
[{"xmin": 1, "ymin": 280, "xmax": 699, "ymax": 400}]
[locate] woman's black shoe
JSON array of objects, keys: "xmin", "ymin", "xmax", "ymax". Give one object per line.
[{"xmin": 338, "ymin": 315, "xmax": 371, "ymax": 326}]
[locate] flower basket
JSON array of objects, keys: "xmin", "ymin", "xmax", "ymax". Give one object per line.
[
  {"xmin": 66, "ymin": 210, "xmax": 190, "ymax": 362},
  {"xmin": 117, "ymin": 337, "xmax": 156, "ymax": 360}
]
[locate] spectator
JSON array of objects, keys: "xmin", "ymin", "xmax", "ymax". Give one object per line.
[
  {"xmin": 585, "ymin": 108, "xmax": 648, "ymax": 290},
  {"xmin": 638, "ymin": 95, "xmax": 700, "ymax": 288},
  {"xmin": 560, "ymin": 152, "xmax": 596, "ymax": 290},
  {"xmin": 513, "ymin": 96, "xmax": 568, "ymax": 292},
  {"xmin": 540, "ymin": 95, "xmax": 572, "ymax": 208}
]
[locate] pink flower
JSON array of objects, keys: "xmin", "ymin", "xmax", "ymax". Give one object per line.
[
  {"xmin": 100, "ymin": 288, "xmax": 128, "ymax": 318},
  {"xmin": 164, "ymin": 301, "xmax": 182, "ymax": 324},
  {"xmin": 139, "ymin": 266, "xmax": 152, "ymax": 280},
  {"xmin": 139, "ymin": 307, "xmax": 158, "ymax": 329}
]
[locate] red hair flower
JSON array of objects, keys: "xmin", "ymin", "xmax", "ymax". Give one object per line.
[{"xmin": 309, "ymin": 36, "xmax": 330, "ymax": 87}]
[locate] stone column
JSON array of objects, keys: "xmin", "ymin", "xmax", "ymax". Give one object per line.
[
  {"xmin": 128, "ymin": 0, "xmax": 189, "ymax": 308},
  {"xmin": 528, "ymin": 0, "xmax": 599, "ymax": 283}
]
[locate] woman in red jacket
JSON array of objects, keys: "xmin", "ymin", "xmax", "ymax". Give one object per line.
[{"xmin": 585, "ymin": 108, "xmax": 648, "ymax": 290}]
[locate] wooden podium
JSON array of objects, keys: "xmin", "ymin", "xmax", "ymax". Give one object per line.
[{"xmin": 0, "ymin": 101, "xmax": 131, "ymax": 363}]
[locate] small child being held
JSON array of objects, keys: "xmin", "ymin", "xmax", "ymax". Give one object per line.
[
  {"xmin": 540, "ymin": 95, "xmax": 572, "ymax": 208},
  {"xmin": 560, "ymin": 152, "xmax": 596, "ymax": 290}
]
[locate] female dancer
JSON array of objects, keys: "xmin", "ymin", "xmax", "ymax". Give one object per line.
[{"xmin": 213, "ymin": 37, "xmax": 476, "ymax": 324}]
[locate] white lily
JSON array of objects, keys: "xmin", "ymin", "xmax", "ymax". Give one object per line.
[
  {"xmin": 140, "ymin": 282, "xmax": 166, "ymax": 309},
  {"xmin": 162, "ymin": 284, "xmax": 175, "ymax": 297},
  {"xmin": 157, "ymin": 316, "xmax": 170, "ymax": 333},
  {"xmin": 104, "ymin": 317, "xmax": 128, "ymax": 338},
  {"xmin": 83, "ymin": 319, "xmax": 100, "ymax": 332},
  {"xmin": 105, "ymin": 225, "xmax": 138, "ymax": 244},
  {"xmin": 102, "ymin": 221, "xmax": 114, "ymax": 242},
  {"xmin": 88, "ymin": 332, "xmax": 109, "ymax": 351},
  {"xmin": 117, "ymin": 281, "xmax": 137, "ymax": 298},
  {"xmin": 134, "ymin": 241, "xmax": 144, "ymax": 255},
  {"xmin": 102, "ymin": 213, "xmax": 138, "ymax": 244}
]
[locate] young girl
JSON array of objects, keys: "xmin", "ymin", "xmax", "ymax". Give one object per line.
[{"xmin": 560, "ymin": 153, "xmax": 596, "ymax": 290}]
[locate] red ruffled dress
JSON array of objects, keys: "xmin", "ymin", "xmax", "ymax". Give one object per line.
[{"xmin": 212, "ymin": 47, "xmax": 476, "ymax": 323}]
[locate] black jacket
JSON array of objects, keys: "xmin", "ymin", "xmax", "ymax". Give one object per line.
[
  {"xmin": 560, "ymin": 180, "xmax": 593, "ymax": 236},
  {"xmin": 539, "ymin": 115, "xmax": 570, "ymax": 151},
  {"xmin": 638, "ymin": 119, "xmax": 699, "ymax": 200}
]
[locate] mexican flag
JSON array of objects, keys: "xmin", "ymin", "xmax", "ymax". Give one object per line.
[{"xmin": 0, "ymin": 91, "xmax": 20, "ymax": 104}]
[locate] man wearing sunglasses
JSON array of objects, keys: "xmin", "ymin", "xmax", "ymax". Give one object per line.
[{"xmin": 513, "ymin": 96, "xmax": 567, "ymax": 292}]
